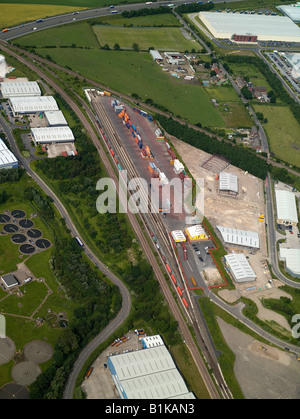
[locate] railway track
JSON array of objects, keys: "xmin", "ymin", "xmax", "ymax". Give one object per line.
[
  {"xmin": 89, "ymin": 95, "xmax": 232, "ymax": 399},
  {"xmin": 0, "ymin": 42, "xmax": 226, "ymax": 399}
]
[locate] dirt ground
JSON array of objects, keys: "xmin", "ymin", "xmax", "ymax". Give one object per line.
[
  {"xmin": 217, "ymin": 317, "xmax": 300, "ymax": 399},
  {"xmin": 170, "ymin": 137, "xmax": 293, "ymax": 333}
]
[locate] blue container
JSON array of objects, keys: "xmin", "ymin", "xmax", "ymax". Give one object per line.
[{"xmin": 132, "ymin": 125, "xmax": 136, "ymax": 131}]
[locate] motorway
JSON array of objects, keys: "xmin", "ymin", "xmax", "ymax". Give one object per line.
[{"xmin": 1, "ymin": 1, "xmax": 300, "ymax": 399}]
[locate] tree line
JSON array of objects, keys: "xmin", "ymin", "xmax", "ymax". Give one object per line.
[
  {"xmin": 121, "ymin": 6, "xmax": 172, "ymax": 18},
  {"xmin": 156, "ymin": 114, "xmax": 269, "ymax": 179},
  {"xmin": 224, "ymin": 55, "xmax": 300, "ymax": 124}
]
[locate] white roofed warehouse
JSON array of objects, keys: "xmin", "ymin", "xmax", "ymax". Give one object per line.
[
  {"xmin": 31, "ymin": 126, "xmax": 75, "ymax": 145},
  {"xmin": 280, "ymin": 248, "xmax": 300, "ymax": 278},
  {"xmin": 224, "ymin": 253, "xmax": 256, "ymax": 283},
  {"xmin": 0, "ymin": 81, "xmax": 41, "ymax": 98},
  {"xmin": 107, "ymin": 341, "xmax": 195, "ymax": 399},
  {"xmin": 219, "ymin": 172, "xmax": 238, "ymax": 195},
  {"xmin": 9, "ymin": 96, "xmax": 59, "ymax": 116},
  {"xmin": 0, "ymin": 139, "xmax": 18, "ymax": 170},
  {"xmin": 44, "ymin": 110, "xmax": 68, "ymax": 126},
  {"xmin": 198, "ymin": 12, "xmax": 300, "ymax": 43},
  {"xmin": 217, "ymin": 225, "xmax": 260, "ymax": 249},
  {"xmin": 275, "ymin": 189, "xmax": 298, "ymax": 226}
]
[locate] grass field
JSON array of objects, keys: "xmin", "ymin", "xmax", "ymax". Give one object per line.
[
  {"xmin": 0, "ymin": 3, "xmax": 86, "ymax": 28},
  {"xmin": 92, "ymin": 25, "xmax": 201, "ymax": 51},
  {"xmin": 15, "ymin": 21, "xmax": 100, "ymax": 48},
  {"xmin": 253, "ymin": 104, "xmax": 300, "ymax": 167},
  {"xmin": 34, "ymin": 47, "xmax": 224, "ymax": 127}
]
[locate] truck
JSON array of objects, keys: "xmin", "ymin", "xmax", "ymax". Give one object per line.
[
  {"xmin": 36, "ymin": 19, "xmax": 44, "ymax": 23},
  {"xmin": 1, "ymin": 28, "xmax": 8, "ymax": 33}
]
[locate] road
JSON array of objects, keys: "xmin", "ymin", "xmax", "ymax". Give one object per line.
[
  {"xmin": 1, "ymin": 2, "xmax": 300, "ymax": 398},
  {"xmin": 0, "ymin": 42, "xmax": 225, "ymax": 399}
]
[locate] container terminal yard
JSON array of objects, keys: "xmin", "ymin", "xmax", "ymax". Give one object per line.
[
  {"xmin": 86, "ymin": 89, "xmax": 232, "ymax": 399},
  {"xmin": 87, "ymin": 89, "xmax": 221, "ymax": 294}
]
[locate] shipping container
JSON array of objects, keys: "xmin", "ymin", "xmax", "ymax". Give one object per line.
[
  {"xmin": 165, "ymin": 264, "xmax": 172, "ymax": 274},
  {"xmin": 114, "ymin": 156, "xmax": 118, "ymax": 164},
  {"xmin": 145, "ymin": 146, "xmax": 151, "ymax": 156},
  {"xmin": 182, "ymin": 297, "xmax": 188, "ymax": 308},
  {"xmin": 110, "ymin": 149, "xmax": 115, "ymax": 157},
  {"xmin": 176, "ymin": 286, "xmax": 183, "ymax": 296},
  {"xmin": 117, "ymin": 163, "xmax": 122, "ymax": 170},
  {"xmin": 104, "ymin": 91, "xmax": 111, "ymax": 96},
  {"xmin": 171, "ymin": 274, "xmax": 177, "ymax": 284},
  {"xmin": 190, "ymin": 276, "xmax": 197, "ymax": 287},
  {"xmin": 132, "ymin": 125, "xmax": 136, "ymax": 131},
  {"xmin": 147, "ymin": 114, "xmax": 154, "ymax": 122}
]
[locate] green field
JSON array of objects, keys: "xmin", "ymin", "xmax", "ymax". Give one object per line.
[
  {"xmin": 93, "ymin": 25, "xmax": 200, "ymax": 51},
  {"xmin": 34, "ymin": 47, "xmax": 224, "ymax": 127},
  {"xmin": 253, "ymin": 104, "xmax": 300, "ymax": 167}
]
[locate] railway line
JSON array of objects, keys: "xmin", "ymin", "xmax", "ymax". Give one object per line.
[
  {"xmin": 0, "ymin": 42, "xmax": 227, "ymax": 399},
  {"xmin": 88, "ymin": 95, "xmax": 232, "ymax": 399}
]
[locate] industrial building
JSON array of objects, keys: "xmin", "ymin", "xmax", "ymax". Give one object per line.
[
  {"xmin": 217, "ymin": 225, "xmax": 260, "ymax": 249},
  {"xmin": 198, "ymin": 12, "xmax": 300, "ymax": 42},
  {"xmin": 44, "ymin": 110, "xmax": 68, "ymax": 126},
  {"xmin": 219, "ymin": 172, "xmax": 238, "ymax": 195},
  {"xmin": 224, "ymin": 253, "xmax": 256, "ymax": 283},
  {"xmin": 141, "ymin": 335, "xmax": 164, "ymax": 348},
  {"xmin": 0, "ymin": 81, "xmax": 41, "ymax": 98},
  {"xmin": 275, "ymin": 189, "xmax": 298, "ymax": 226},
  {"xmin": 0, "ymin": 139, "xmax": 18, "ymax": 170},
  {"xmin": 150, "ymin": 50, "xmax": 163, "ymax": 62},
  {"xmin": 171, "ymin": 230, "xmax": 186, "ymax": 243},
  {"xmin": 1, "ymin": 274, "xmax": 19, "ymax": 289},
  {"xmin": 164, "ymin": 52, "xmax": 186, "ymax": 66},
  {"xmin": 9, "ymin": 96, "xmax": 59, "ymax": 116},
  {"xmin": 279, "ymin": 248, "xmax": 300, "ymax": 278},
  {"xmin": 185, "ymin": 225, "xmax": 207, "ymax": 241},
  {"xmin": 107, "ymin": 339, "xmax": 195, "ymax": 399},
  {"xmin": 31, "ymin": 126, "xmax": 75, "ymax": 145},
  {"xmin": 277, "ymin": 3, "xmax": 300, "ymax": 23}
]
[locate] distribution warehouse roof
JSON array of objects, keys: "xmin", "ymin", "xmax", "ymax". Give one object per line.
[
  {"xmin": 0, "ymin": 81, "xmax": 41, "ymax": 98},
  {"xmin": 199, "ymin": 12, "xmax": 300, "ymax": 42},
  {"xmin": 0, "ymin": 139, "xmax": 18, "ymax": 168},
  {"xmin": 280, "ymin": 248, "xmax": 300, "ymax": 277},
  {"xmin": 9, "ymin": 96, "xmax": 59, "ymax": 114},
  {"xmin": 108, "ymin": 344, "xmax": 195, "ymax": 399},
  {"xmin": 217, "ymin": 225, "xmax": 260, "ymax": 248},
  {"xmin": 31, "ymin": 126, "xmax": 75, "ymax": 144},
  {"xmin": 219, "ymin": 172, "xmax": 238, "ymax": 194},
  {"xmin": 225, "ymin": 253, "xmax": 256, "ymax": 283},
  {"xmin": 44, "ymin": 110, "xmax": 68, "ymax": 126},
  {"xmin": 277, "ymin": 4, "xmax": 300, "ymax": 22},
  {"xmin": 275, "ymin": 190, "xmax": 298, "ymax": 224}
]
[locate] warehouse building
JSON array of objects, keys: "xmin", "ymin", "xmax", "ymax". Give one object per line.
[
  {"xmin": 150, "ymin": 50, "xmax": 163, "ymax": 62},
  {"xmin": 171, "ymin": 230, "xmax": 186, "ymax": 243},
  {"xmin": 0, "ymin": 139, "xmax": 18, "ymax": 170},
  {"xmin": 224, "ymin": 253, "xmax": 256, "ymax": 283},
  {"xmin": 275, "ymin": 189, "xmax": 298, "ymax": 226},
  {"xmin": 219, "ymin": 172, "xmax": 238, "ymax": 195},
  {"xmin": 9, "ymin": 96, "xmax": 59, "ymax": 116},
  {"xmin": 277, "ymin": 4, "xmax": 300, "ymax": 23},
  {"xmin": 1, "ymin": 274, "xmax": 19, "ymax": 289},
  {"xmin": 0, "ymin": 81, "xmax": 41, "ymax": 98},
  {"xmin": 199, "ymin": 12, "xmax": 300, "ymax": 42},
  {"xmin": 44, "ymin": 110, "xmax": 68, "ymax": 126},
  {"xmin": 107, "ymin": 340, "xmax": 195, "ymax": 399},
  {"xmin": 141, "ymin": 335, "xmax": 164, "ymax": 348},
  {"xmin": 217, "ymin": 225, "xmax": 259, "ymax": 249},
  {"xmin": 279, "ymin": 248, "xmax": 300, "ymax": 278},
  {"xmin": 31, "ymin": 126, "xmax": 75, "ymax": 145},
  {"xmin": 186, "ymin": 225, "xmax": 208, "ymax": 241}
]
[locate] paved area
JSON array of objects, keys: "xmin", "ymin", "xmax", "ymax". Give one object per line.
[
  {"xmin": 81, "ymin": 331, "xmax": 144, "ymax": 399},
  {"xmin": 217, "ymin": 318, "xmax": 300, "ymax": 399}
]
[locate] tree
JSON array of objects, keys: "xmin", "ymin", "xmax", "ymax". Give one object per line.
[
  {"xmin": 132, "ymin": 42, "xmax": 140, "ymax": 52},
  {"xmin": 113, "ymin": 43, "xmax": 121, "ymax": 50}
]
